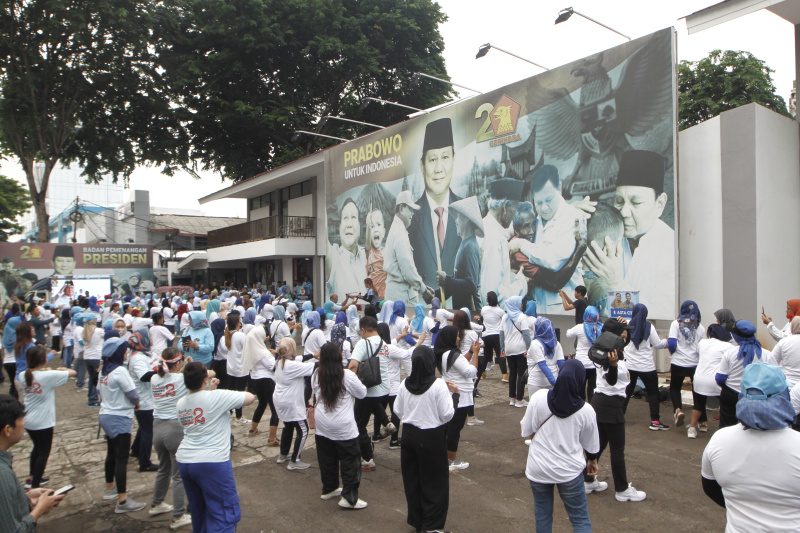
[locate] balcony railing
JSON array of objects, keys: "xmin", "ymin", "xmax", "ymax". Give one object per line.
[{"xmin": 208, "ymin": 215, "xmax": 315, "ymax": 248}]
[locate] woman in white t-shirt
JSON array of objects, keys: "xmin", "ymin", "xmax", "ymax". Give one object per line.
[
  {"xmin": 522, "ymin": 359, "xmax": 599, "ymax": 531},
  {"xmin": 149, "ymin": 312, "xmax": 175, "ymax": 358},
  {"xmin": 149, "ymin": 347, "xmax": 192, "ymax": 528},
  {"xmin": 270, "ymin": 305, "xmax": 291, "ymax": 348},
  {"xmin": 22, "ymin": 346, "xmax": 75, "ymax": 488},
  {"xmin": 302, "ymin": 312, "xmax": 326, "ymax": 360},
  {"xmin": 98, "ymin": 336, "xmax": 146, "ymax": 513},
  {"xmin": 241, "ymin": 308, "xmax": 257, "ymax": 335},
  {"xmin": 81, "ymin": 315, "xmax": 105, "ymax": 407},
  {"xmin": 218, "ymin": 314, "xmax": 248, "ymax": 424},
  {"xmin": 667, "ymin": 300, "xmax": 706, "ymax": 428},
  {"xmin": 160, "ymin": 298, "xmax": 176, "ymax": 333},
  {"xmin": 481, "ymin": 291, "xmax": 507, "ymax": 382},
  {"xmin": 375, "ymin": 323, "xmax": 422, "ymax": 448},
  {"xmin": 584, "ymin": 318, "xmax": 646, "ymax": 503},
  {"xmin": 689, "ymin": 324, "xmax": 732, "ymax": 438},
  {"xmin": 503, "ymin": 296, "xmax": 530, "ymax": 408},
  {"xmin": 566, "ymin": 306, "xmax": 601, "ymax": 402},
  {"xmin": 241, "ymin": 326, "xmax": 279, "ymax": 444},
  {"xmin": 435, "ymin": 325, "xmax": 478, "ymax": 472},
  {"xmin": 273, "ymin": 337, "xmax": 317, "ymax": 469},
  {"xmin": 770, "ymin": 316, "xmax": 800, "ymax": 387},
  {"xmin": 527, "ymin": 318, "xmax": 565, "ymax": 397},
  {"xmin": 312, "ymin": 341, "xmax": 368, "ymax": 509},
  {"xmin": 346, "ymin": 305, "xmax": 361, "ymax": 346},
  {"xmin": 176, "ymin": 361, "xmax": 254, "ymax": 533}
]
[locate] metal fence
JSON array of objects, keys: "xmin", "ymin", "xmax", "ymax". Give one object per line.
[{"xmin": 208, "ymin": 215, "xmax": 315, "ymax": 248}]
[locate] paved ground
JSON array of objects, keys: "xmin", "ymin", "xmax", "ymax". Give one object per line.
[{"xmin": 4, "ymin": 364, "xmax": 727, "ymax": 533}]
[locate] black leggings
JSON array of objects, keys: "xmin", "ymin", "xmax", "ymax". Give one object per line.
[
  {"xmin": 505, "ymin": 354, "xmax": 527, "ymax": 400},
  {"xmin": 670, "ymin": 364, "xmax": 701, "ymax": 414},
  {"xmin": 251, "ymin": 377, "xmax": 278, "ymax": 425},
  {"xmin": 585, "ymin": 420, "xmax": 627, "ymax": 492},
  {"xmin": 105, "ymin": 433, "xmax": 132, "ymax": 493},
  {"xmin": 211, "ymin": 359, "xmax": 230, "ymax": 391},
  {"xmin": 4, "ymin": 363, "xmax": 17, "ymax": 399},
  {"xmin": 355, "ymin": 396, "xmax": 389, "ymax": 461},
  {"xmin": 475, "ymin": 335, "xmax": 506, "ymax": 392},
  {"xmin": 624, "ymin": 369, "xmax": 660, "ymax": 421},
  {"xmin": 445, "ymin": 406, "xmax": 470, "ymax": 453},
  {"xmin": 280, "ymin": 420, "xmax": 309, "ymax": 462},
  {"xmin": 375, "ymin": 395, "xmax": 400, "ymax": 441},
  {"xmin": 230, "ymin": 375, "xmax": 249, "ymax": 419},
  {"xmin": 719, "ymin": 385, "xmax": 739, "ymax": 428},
  {"xmin": 26, "ymin": 427, "xmax": 54, "ymax": 488},
  {"xmin": 582, "ymin": 368, "xmax": 597, "ymax": 403}
]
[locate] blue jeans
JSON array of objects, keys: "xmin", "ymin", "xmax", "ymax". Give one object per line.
[
  {"xmin": 62, "ymin": 345, "xmax": 74, "ymax": 368},
  {"xmin": 85, "ymin": 360, "xmax": 100, "ymax": 404},
  {"xmin": 179, "ymin": 460, "xmax": 240, "ymax": 533},
  {"xmin": 131, "ymin": 409, "xmax": 154, "ymax": 467},
  {"xmin": 529, "ymin": 474, "xmax": 591, "ymax": 533},
  {"xmin": 73, "ymin": 356, "xmax": 86, "ymax": 388}
]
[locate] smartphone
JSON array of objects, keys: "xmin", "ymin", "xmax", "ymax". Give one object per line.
[{"xmin": 53, "ymin": 485, "xmax": 75, "ymax": 496}]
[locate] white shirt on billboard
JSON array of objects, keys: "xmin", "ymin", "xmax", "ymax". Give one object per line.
[
  {"xmin": 480, "ymin": 214, "xmax": 526, "ymax": 307},
  {"xmin": 326, "ymin": 243, "xmax": 367, "ymax": 301},
  {"xmin": 621, "ymin": 218, "xmax": 675, "ymax": 320}
]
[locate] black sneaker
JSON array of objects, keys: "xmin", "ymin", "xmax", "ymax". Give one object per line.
[
  {"xmin": 388, "ymin": 440, "xmax": 402, "ymax": 450},
  {"xmin": 371, "ymin": 434, "xmax": 387, "ymax": 443},
  {"xmin": 649, "ymin": 421, "xmax": 670, "ymax": 431},
  {"xmin": 139, "ymin": 464, "xmax": 159, "ymax": 472}
]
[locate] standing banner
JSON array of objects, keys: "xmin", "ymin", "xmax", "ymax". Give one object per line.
[{"xmin": 324, "ymin": 28, "xmax": 676, "ymax": 319}]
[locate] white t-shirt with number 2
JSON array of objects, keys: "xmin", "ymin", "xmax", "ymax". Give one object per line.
[{"xmin": 176, "ymin": 389, "xmax": 245, "ymax": 464}]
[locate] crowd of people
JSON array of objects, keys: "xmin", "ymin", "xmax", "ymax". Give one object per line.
[{"xmin": 1, "ymin": 284, "xmax": 800, "ymax": 532}]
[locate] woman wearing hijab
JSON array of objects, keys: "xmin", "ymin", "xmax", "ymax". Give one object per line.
[
  {"xmin": 274, "ymin": 337, "xmax": 317, "ymax": 470},
  {"xmin": 300, "ymin": 301, "xmax": 314, "ymax": 329},
  {"xmin": 323, "ymin": 301, "xmax": 337, "ymax": 322},
  {"xmin": 302, "ymin": 311, "xmax": 326, "ymax": 361},
  {"xmin": 126, "ymin": 329, "xmax": 158, "ymax": 472},
  {"xmin": 205, "ymin": 299, "xmax": 221, "ymax": 323},
  {"xmin": 523, "ymin": 359, "xmax": 599, "ymax": 531},
  {"xmin": 689, "ymin": 323, "xmax": 733, "ymax": 438},
  {"xmin": 566, "ymin": 306, "xmax": 602, "ymax": 402},
  {"xmin": 378, "ymin": 300, "xmax": 394, "ymax": 325},
  {"xmin": 501, "ymin": 296, "xmax": 530, "ymax": 408},
  {"xmin": 241, "ymin": 308, "xmax": 256, "ymax": 335},
  {"xmin": 763, "ymin": 298, "xmax": 800, "ymax": 341},
  {"xmin": 583, "ymin": 318, "xmax": 645, "ymax": 502},
  {"xmin": 269, "ymin": 305, "xmax": 292, "ymax": 350},
  {"xmin": 241, "ymin": 326, "xmax": 279, "ymax": 444},
  {"xmin": 702, "ymin": 363, "xmax": 800, "ymax": 532},
  {"xmin": 3, "ymin": 316, "xmax": 22, "ymax": 398},
  {"xmin": 182, "ymin": 312, "xmax": 214, "ymax": 369},
  {"xmin": 331, "ymin": 320, "xmax": 351, "ymax": 362},
  {"xmin": 713, "ymin": 308, "xmax": 736, "ymax": 334},
  {"xmin": 668, "ymin": 300, "xmax": 706, "ymax": 428},
  {"xmin": 527, "ymin": 318, "xmax": 565, "ymax": 397},
  {"xmin": 346, "ymin": 306, "xmax": 361, "ymax": 346},
  {"xmin": 715, "ymin": 320, "xmax": 774, "ymax": 427},
  {"xmin": 312, "ymin": 341, "xmax": 369, "ymax": 509},
  {"xmin": 435, "ymin": 325, "xmax": 479, "ymax": 471},
  {"xmin": 622, "ymin": 304, "xmax": 669, "ymax": 431},
  {"xmin": 99, "ymin": 336, "xmax": 146, "ymax": 513},
  {"xmin": 210, "ymin": 316, "xmax": 229, "ymax": 390},
  {"xmin": 388, "ymin": 301, "xmax": 413, "ymax": 376},
  {"xmin": 394, "ymin": 346, "xmax": 459, "ymax": 533}
]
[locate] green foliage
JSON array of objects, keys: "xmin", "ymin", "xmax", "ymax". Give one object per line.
[
  {"xmin": 0, "ymin": 175, "xmax": 31, "ymax": 241},
  {"xmin": 678, "ymin": 49, "xmax": 792, "ymax": 131},
  {"xmin": 154, "ymin": 0, "xmax": 452, "ymax": 182}
]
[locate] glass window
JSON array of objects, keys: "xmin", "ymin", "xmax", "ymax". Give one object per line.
[
  {"xmin": 302, "ymin": 179, "xmax": 312, "ymax": 196},
  {"xmin": 289, "ymin": 183, "xmax": 302, "ymax": 199}
]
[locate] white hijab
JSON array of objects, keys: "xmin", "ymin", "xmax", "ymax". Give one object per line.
[{"xmin": 241, "ymin": 326, "xmax": 271, "ymax": 376}]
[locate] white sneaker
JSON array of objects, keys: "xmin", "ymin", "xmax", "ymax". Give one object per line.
[
  {"xmin": 235, "ymin": 417, "xmax": 251, "ymax": 425},
  {"xmin": 466, "ymin": 417, "xmax": 484, "ymax": 426},
  {"xmin": 449, "ymin": 459, "xmax": 469, "ymax": 471},
  {"xmin": 509, "ymin": 399, "xmax": 516, "ymax": 406},
  {"xmin": 674, "ymin": 410, "xmax": 685, "ymax": 427},
  {"xmin": 149, "ymin": 502, "xmax": 174, "ymax": 516},
  {"xmin": 524, "ymin": 439, "xmax": 532, "ymax": 446},
  {"xmin": 276, "ymin": 454, "xmax": 289, "ymax": 464},
  {"xmin": 381, "ymin": 422, "xmax": 396, "ymax": 437},
  {"xmin": 486, "ymin": 362, "xmax": 494, "ymax": 372},
  {"xmin": 170, "ymin": 514, "xmax": 192, "ymax": 530},
  {"xmin": 361, "ymin": 459, "xmax": 376, "ymax": 471},
  {"xmin": 321, "ymin": 488, "xmax": 342, "ymax": 500},
  {"xmin": 338, "ymin": 497, "xmax": 367, "ymax": 509},
  {"xmin": 515, "ymin": 399, "xmax": 529, "ymax": 408},
  {"xmin": 103, "ymin": 487, "xmax": 118, "ymax": 501},
  {"xmin": 615, "ymin": 483, "xmax": 647, "ymax": 502},
  {"xmin": 584, "ymin": 479, "xmax": 608, "ymax": 494},
  {"xmin": 287, "ymin": 460, "xmax": 311, "ymax": 470},
  {"xmin": 687, "ymin": 426, "xmax": 698, "ymax": 439}
]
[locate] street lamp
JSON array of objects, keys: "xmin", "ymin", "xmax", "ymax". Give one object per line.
[
  {"xmin": 320, "ymin": 115, "xmax": 386, "ymax": 129},
  {"xmin": 411, "ymin": 72, "xmax": 483, "ymax": 94},
  {"xmin": 291, "ymin": 130, "xmax": 350, "ymax": 143},
  {"xmin": 475, "ymin": 43, "xmax": 549, "ymax": 71},
  {"xmin": 554, "ymin": 7, "xmax": 631, "ymax": 41},
  {"xmin": 359, "ymin": 97, "xmax": 422, "ymax": 112}
]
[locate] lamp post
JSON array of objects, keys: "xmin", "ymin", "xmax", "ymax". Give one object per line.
[
  {"xmin": 475, "ymin": 44, "xmax": 549, "ymax": 71},
  {"xmin": 291, "ymin": 131, "xmax": 350, "ymax": 143},
  {"xmin": 555, "ymin": 7, "xmax": 631, "ymax": 41},
  {"xmin": 320, "ymin": 116, "xmax": 386, "ymax": 129},
  {"xmin": 411, "ymin": 72, "xmax": 483, "ymax": 94},
  {"xmin": 359, "ymin": 97, "xmax": 422, "ymax": 112}
]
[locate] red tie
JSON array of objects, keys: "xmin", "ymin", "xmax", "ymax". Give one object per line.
[{"xmin": 435, "ymin": 207, "xmax": 445, "ymax": 250}]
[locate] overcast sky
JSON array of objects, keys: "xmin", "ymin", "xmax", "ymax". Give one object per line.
[{"xmin": 5, "ymin": 0, "xmax": 796, "ymax": 222}]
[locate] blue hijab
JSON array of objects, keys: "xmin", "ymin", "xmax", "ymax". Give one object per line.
[
  {"xmin": 390, "ymin": 301, "xmax": 405, "ymax": 326},
  {"xmin": 677, "ymin": 300, "xmax": 701, "ymax": 343},
  {"xmin": 323, "ymin": 302, "xmax": 336, "ymax": 321},
  {"xmin": 411, "ymin": 304, "xmax": 426, "ymax": 333},
  {"xmin": 243, "ymin": 308, "xmax": 256, "ymax": 326},
  {"xmin": 629, "ymin": 303, "xmax": 652, "ymax": 349},
  {"xmin": 300, "ymin": 301, "xmax": 313, "ymax": 325},
  {"xmin": 273, "ymin": 305, "xmax": 286, "ymax": 322},
  {"xmin": 189, "ymin": 311, "xmax": 209, "ymax": 329},
  {"xmin": 732, "ymin": 320, "xmax": 762, "ymax": 368},
  {"xmin": 306, "ymin": 311, "xmax": 321, "ymax": 329},
  {"xmin": 88, "ymin": 296, "xmax": 100, "ymax": 312},
  {"xmin": 524, "ymin": 301, "xmax": 537, "ymax": 318},
  {"xmin": 331, "ymin": 323, "xmax": 347, "ymax": 350},
  {"xmin": 101, "ymin": 337, "xmax": 128, "ymax": 376},
  {"xmin": 210, "ymin": 318, "xmax": 226, "ymax": 354},
  {"xmin": 2, "ymin": 316, "xmax": 22, "ymax": 352},
  {"xmin": 430, "ymin": 297, "xmax": 441, "ymax": 320},
  {"xmin": 534, "ymin": 317, "xmax": 557, "ymax": 358},
  {"xmin": 547, "ymin": 359, "xmax": 586, "ymax": 418},
  {"xmin": 335, "ymin": 311, "xmax": 348, "ymax": 325},
  {"xmin": 504, "ymin": 296, "xmax": 523, "ymax": 329},
  {"xmin": 582, "ymin": 306, "xmax": 602, "ymax": 344}
]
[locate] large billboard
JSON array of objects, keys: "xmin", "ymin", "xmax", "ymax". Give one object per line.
[
  {"xmin": 0, "ymin": 242, "xmax": 158, "ymax": 305},
  {"xmin": 324, "ymin": 28, "xmax": 676, "ymax": 319}
]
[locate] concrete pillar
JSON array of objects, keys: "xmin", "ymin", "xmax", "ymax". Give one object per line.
[{"xmin": 133, "ymin": 190, "xmax": 150, "ymax": 244}]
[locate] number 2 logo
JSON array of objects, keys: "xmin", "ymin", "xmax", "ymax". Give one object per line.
[{"xmin": 193, "ymin": 407, "xmax": 205, "ymax": 424}]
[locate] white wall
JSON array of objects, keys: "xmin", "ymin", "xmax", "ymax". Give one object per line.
[
  {"xmin": 287, "ymin": 194, "xmax": 313, "ymax": 217},
  {"xmin": 250, "ymin": 205, "xmax": 271, "ymax": 221}
]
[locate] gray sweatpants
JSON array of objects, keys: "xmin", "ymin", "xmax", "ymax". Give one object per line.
[{"xmin": 152, "ymin": 418, "xmax": 186, "ymax": 517}]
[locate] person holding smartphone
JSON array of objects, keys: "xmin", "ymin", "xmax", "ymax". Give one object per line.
[{"xmin": 0, "ymin": 394, "xmax": 65, "ymax": 531}]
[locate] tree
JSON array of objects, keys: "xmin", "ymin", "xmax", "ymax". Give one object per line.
[
  {"xmin": 678, "ymin": 49, "xmax": 792, "ymax": 131},
  {"xmin": 154, "ymin": 0, "xmax": 452, "ymax": 182},
  {"xmin": 0, "ymin": 174, "xmax": 30, "ymax": 241},
  {"xmin": 0, "ymin": 1, "xmax": 189, "ymax": 242}
]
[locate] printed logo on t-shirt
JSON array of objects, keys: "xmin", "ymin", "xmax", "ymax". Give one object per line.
[
  {"xmin": 153, "ymin": 383, "xmax": 175, "ymax": 399},
  {"xmin": 178, "ymin": 407, "xmax": 205, "ymax": 426},
  {"xmin": 23, "ymin": 383, "xmax": 43, "ymax": 394},
  {"xmin": 98, "ymin": 375, "xmax": 109, "ymax": 387}
]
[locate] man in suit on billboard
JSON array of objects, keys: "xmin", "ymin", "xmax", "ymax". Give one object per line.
[{"xmin": 408, "ymin": 118, "xmax": 462, "ymax": 301}]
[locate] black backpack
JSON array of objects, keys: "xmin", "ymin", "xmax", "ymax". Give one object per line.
[{"xmin": 589, "ymin": 332, "xmax": 626, "ymax": 367}]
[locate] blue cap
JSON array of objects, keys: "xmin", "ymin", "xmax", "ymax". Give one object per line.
[{"xmin": 741, "ymin": 362, "xmax": 788, "ymax": 400}]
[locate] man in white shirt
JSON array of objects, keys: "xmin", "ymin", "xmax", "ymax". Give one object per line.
[{"xmin": 383, "ymin": 191, "xmax": 433, "ymax": 305}]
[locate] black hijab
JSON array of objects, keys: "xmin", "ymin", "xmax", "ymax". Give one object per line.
[
  {"xmin": 363, "ymin": 305, "xmax": 378, "ymax": 319},
  {"xmin": 547, "ymin": 359, "xmax": 586, "ymax": 418},
  {"xmin": 707, "ymin": 323, "xmax": 732, "ymax": 342},
  {"xmin": 434, "ymin": 325, "xmax": 460, "ymax": 371},
  {"xmin": 405, "ymin": 346, "xmax": 437, "ymax": 395}
]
